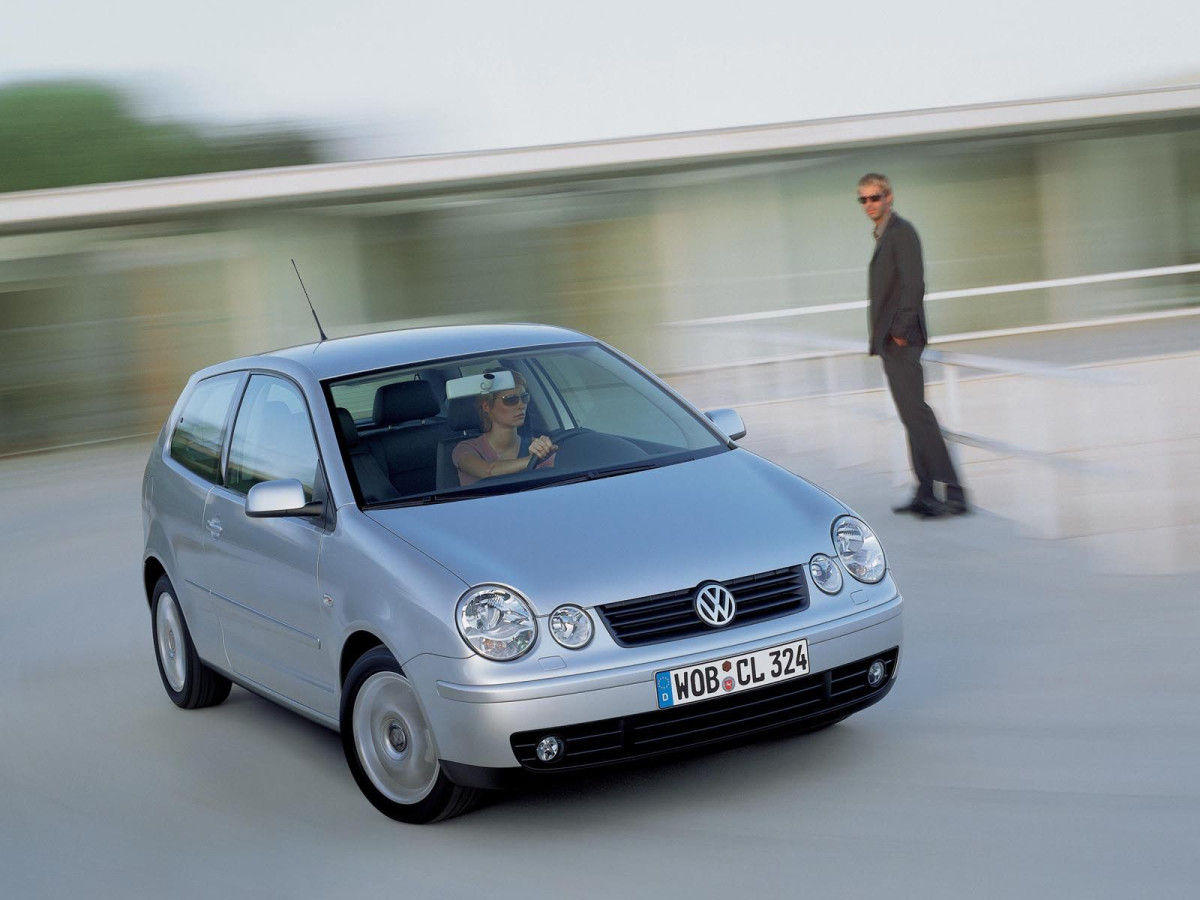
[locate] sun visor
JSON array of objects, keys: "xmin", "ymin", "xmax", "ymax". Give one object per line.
[{"xmin": 445, "ymin": 370, "xmax": 516, "ymax": 399}]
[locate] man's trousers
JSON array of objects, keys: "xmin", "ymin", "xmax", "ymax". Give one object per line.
[{"xmin": 880, "ymin": 343, "xmax": 960, "ymax": 500}]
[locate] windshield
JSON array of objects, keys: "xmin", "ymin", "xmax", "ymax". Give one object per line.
[{"xmin": 325, "ymin": 342, "xmax": 728, "ymax": 507}]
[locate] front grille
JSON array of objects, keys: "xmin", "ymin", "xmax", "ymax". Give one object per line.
[
  {"xmin": 596, "ymin": 564, "xmax": 809, "ymax": 647},
  {"xmin": 511, "ymin": 648, "xmax": 899, "ymax": 771}
]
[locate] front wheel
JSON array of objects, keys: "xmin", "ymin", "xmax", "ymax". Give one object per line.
[
  {"xmin": 340, "ymin": 647, "xmax": 479, "ymax": 823},
  {"xmin": 151, "ymin": 575, "xmax": 231, "ymax": 709}
]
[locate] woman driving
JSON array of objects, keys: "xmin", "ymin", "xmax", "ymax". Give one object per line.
[{"xmin": 452, "ymin": 372, "xmax": 557, "ymax": 486}]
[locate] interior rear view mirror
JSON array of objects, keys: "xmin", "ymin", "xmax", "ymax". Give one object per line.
[{"xmin": 445, "ymin": 370, "xmax": 516, "ymax": 399}]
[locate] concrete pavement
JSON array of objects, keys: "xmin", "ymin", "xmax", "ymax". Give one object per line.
[{"xmin": 1, "ymin": 428, "xmax": 1197, "ymax": 898}]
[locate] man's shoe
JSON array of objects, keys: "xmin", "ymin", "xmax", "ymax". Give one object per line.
[
  {"xmin": 944, "ymin": 487, "xmax": 970, "ymax": 516},
  {"xmin": 893, "ymin": 496, "xmax": 942, "ymax": 516},
  {"xmin": 917, "ymin": 500, "xmax": 948, "ymax": 518}
]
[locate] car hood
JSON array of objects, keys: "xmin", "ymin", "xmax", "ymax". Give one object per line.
[{"xmin": 366, "ymin": 450, "xmax": 851, "ymax": 615}]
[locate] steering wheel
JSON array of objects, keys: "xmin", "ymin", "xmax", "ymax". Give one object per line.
[{"xmin": 524, "ymin": 428, "xmax": 588, "ymax": 471}]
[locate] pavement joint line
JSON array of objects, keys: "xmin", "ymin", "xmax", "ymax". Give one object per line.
[
  {"xmin": 1060, "ymin": 522, "xmax": 1200, "ymax": 542},
  {"xmin": 941, "ymin": 431, "xmax": 1131, "ymax": 476},
  {"xmin": 0, "ymin": 431, "xmax": 158, "ymax": 461}
]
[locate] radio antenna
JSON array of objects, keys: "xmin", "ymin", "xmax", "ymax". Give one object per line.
[{"xmin": 291, "ymin": 259, "xmax": 328, "ymax": 343}]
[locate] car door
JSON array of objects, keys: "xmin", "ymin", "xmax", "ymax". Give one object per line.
[
  {"xmin": 159, "ymin": 370, "xmax": 245, "ymax": 664},
  {"xmin": 203, "ymin": 373, "xmax": 336, "ymax": 718}
]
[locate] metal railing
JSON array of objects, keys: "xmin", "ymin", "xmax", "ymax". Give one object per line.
[
  {"xmin": 667, "ymin": 262, "xmax": 1200, "ymax": 475},
  {"xmin": 669, "ymin": 262, "xmax": 1200, "ymax": 329}
]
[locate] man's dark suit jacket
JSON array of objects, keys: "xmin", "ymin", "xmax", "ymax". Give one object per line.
[{"xmin": 868, "ymin": 213, "xmax": 928, "ymax": 356}]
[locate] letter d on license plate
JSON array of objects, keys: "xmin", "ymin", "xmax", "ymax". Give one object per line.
[{"xmin": 655, "ymin": 639, "xmax": 809, "ymax": 709}]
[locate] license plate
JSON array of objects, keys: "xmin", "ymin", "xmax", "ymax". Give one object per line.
[{"xmin": 654, "ymin": 639, "xmax": 809, "ymax": 709}]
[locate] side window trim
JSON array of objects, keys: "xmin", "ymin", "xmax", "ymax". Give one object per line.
[{"xmin": 218, "ymin": 372, "xmax": 251, "ymax": 488}]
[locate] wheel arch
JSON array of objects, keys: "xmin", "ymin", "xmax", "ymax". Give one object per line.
[
  {"xmin": 143, "ymin": 556, "xmax": 168, "ymax": 608},
  {"xmin": 340, "ymin": 630, "xmax": 390, "ymax": 686}
]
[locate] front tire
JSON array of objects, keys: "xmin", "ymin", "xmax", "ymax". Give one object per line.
[
  {"xmin": 151, "ymin": 575, "xmax": 231, "ymax": 709},
  {"xmin": 340, "ymin": 647, "xmax": 479, "ymax": 823}
]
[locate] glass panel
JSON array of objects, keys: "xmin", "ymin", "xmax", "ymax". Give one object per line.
[
  {"xmin": 324, "ymin": 342, "xmax": 725, "ymax": 506},
  {"xmin": 329, "ymin": 372, "xmax": 419, "ymax": 423},
  {"xmin": 536, "ymin": 351, "xmax": 690, "ymax": 446},
  {"xmin": 168, "ymin": 373, "xmax": 241, "ymax": 483},
  {"xmin": 225, "ymin": 375, "xmax": 319, "ymax": 498}
]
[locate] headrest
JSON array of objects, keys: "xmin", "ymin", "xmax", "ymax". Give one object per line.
[
  {"xmin": 261, "ymin": 400, "xmax": 307, "ymax": 448},
  {"xmin": 446, "ymin": 394, "xmax": 483, "ymax": 432},
  {"xmin": 335, "ymin": 407, "xmax": 360, "ymax": 449},
  {"xmin": 261, "ymin": 400, "xmax": 295, "ymax": 437},
  {"xmin": 261, "ymin": 399, "xmax": 291, "ymax": 428},
  {"xmin": 373, "ymin": 380, "xmax": 439, "ymax": 427}
]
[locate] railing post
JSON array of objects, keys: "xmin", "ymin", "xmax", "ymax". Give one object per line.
[
  {"xmin": 824, "ymin": 354, "xmax": 843, "ymax": 466},
  {"xmin": 943, "ymin": 361, "xmax": 961, "ymax": 433},
  {"xmin": 942, "ymin": 359, "xmax": 963, "ymax": 477},
  {"xmin": 887, "ymin": 386, "xmax": 907, "ymax": 486}
]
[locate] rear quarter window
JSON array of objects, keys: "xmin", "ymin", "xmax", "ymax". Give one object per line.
[{"xmin": 168, "ymin": 373, "xmax": 241, "ymax": 482}]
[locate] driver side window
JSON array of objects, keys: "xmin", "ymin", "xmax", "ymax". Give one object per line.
[{"xmin": 225, "ymin": 375, "xmax": 320, "ymax": 499}]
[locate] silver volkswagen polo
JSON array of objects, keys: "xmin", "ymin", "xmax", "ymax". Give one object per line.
[{"xmin": 142, "ymin": 324, "xmax": 902, "ymax": 822}]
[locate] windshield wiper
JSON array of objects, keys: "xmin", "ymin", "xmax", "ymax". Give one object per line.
[
  {"xmin": 370, "ymin": 482, "xmax": 517, "ymax": 508},
  {"xmin": 585, "ymin": 460, "xmax": 661, "ymax": 479},
  {"xmin": 525, "ymin": 460, "xmax": 663, "ymax": 488}
]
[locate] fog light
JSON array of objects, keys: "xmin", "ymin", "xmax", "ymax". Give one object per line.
[
  {"xmin": 808, "ymin": 554, "xmax": 843, "ymax": 595},
  {"xmin": 867, "ymin": 659, "xmax": 887, "ymax": 688},
  {"xmin": 536, "ymin": 735, "xmax": 563, "ymax": 763},
  {"xmin": 549, "ymin": 604, "xmax": 594, "ymax": 649}
]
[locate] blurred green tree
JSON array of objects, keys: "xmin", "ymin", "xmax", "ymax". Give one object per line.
[{"xmin": 0, "ymin": 81, "xmax": 325, "ymax": 193}]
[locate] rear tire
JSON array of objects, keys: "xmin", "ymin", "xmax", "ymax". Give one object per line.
[
  {"xmin": 340, "ymin": 647, "xmax": 479, "ymax": 823},
  {"xmin": 151, "ymin": 575, "xmax": 231, "ymax": 709}
]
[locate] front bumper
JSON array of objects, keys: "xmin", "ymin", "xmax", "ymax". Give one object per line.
[{"xmin": 404, "ymin": 595, "xmax": 902, "ymax": 780}]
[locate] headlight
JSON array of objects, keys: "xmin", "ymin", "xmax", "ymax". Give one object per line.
[
  {"xmin": 456, "ymin": 585, "xmax": 537, "ymax": 661},
  {"xmin": 832, "ymin": 516, "xmax": 886, "ymax": 584},
  {"xmin": 808, "ymin": 554, "xmax": 844, "ymax": 594},
  {"xmin": 549, "ymin": 605, "xmax": 593, "ymax": 649}
]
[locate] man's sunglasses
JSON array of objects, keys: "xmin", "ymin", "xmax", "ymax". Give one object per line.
[
  {"xmin": 497, "ymin": 392, "xmax": 530, "ymax": 407},
  {"xmin": 857, "ymin": 193, "xmax": 887, "ymax": 205}
]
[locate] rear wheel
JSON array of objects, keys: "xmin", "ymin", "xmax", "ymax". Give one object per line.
[
  {"xmin": 340, "ymin": 647, "xmax": 480, "ymax": 823},
  {"xmin": 151, "ymin": 575, "xmax": 231, "ymax": 709}
]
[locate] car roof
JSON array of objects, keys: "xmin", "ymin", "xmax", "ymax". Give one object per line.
[{"xmin": 208, "ymin": 323, "xmax": 593, "ymax": 381}]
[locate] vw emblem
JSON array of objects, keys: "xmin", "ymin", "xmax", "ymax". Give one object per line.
[{"xmin": 695, "ymin": 583, "xmax": 736, "ymax": 628}]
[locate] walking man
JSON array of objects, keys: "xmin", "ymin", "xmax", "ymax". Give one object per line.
[{"xmin": 858, "ymin": 173, "xmax": 968, "ymax": 517}]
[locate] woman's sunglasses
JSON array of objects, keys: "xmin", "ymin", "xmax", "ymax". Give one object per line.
[{"xmin": 497, "ymin": 392, "xmax": 530, "ymax": 407}]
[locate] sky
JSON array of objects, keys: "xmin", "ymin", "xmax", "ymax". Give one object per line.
[{"xmin": 3, "ymin": 0, "xmax": 1198, "ymax": 159}]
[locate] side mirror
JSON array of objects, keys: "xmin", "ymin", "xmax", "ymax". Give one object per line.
[
  {"xmin": 246, "ymin": 479, "xmax": 324, "ymax": 518},
  {"xmin": 705, "ymin": 408, "xmax": 747, "ymax": 442}
]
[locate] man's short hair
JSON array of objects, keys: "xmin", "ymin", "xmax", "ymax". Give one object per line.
[{"xmin": 857, "ymin": 173, "xmax": 892, "ymax": 195}]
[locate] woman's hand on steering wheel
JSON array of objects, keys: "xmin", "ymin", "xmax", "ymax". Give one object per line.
[{"xmin": 524, "ymin": 434, "xmax": 559, "ymax": 471}]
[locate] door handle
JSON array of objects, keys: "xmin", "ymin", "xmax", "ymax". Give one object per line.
[{"xmin": 206, "ymin": 517, "xmax": 223, "ymax": 539}]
